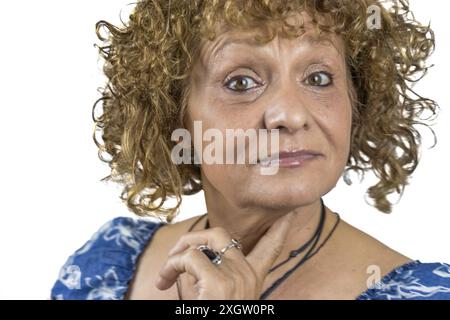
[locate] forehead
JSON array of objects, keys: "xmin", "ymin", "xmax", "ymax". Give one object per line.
[
  {"xmin": 217, "ymin": 33, "xmax": 341, "ymax": 59},
  {"xmin": 197, "ymin": 14, "xmax": 345, "ymax": 68}
]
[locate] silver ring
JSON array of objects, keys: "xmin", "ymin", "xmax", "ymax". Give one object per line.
[
  {"xmin": 197, "ymin": 244, "xmax": 222, "ymax": 265},
  {"xmin": 220, "ymin": 238, "xmax": 242, "ymax": 256}
]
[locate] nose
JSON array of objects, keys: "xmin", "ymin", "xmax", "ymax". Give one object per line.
[{"xmin": 263, "ymin": 80, "xmax": 311, "ymax": 134}]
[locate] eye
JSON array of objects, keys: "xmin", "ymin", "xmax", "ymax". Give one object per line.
[
  {"xmin": 306, "ymin": 71, "xmax": 333, "ymax": 87},
  {"xmin": 224, "ymin": 75, "xmax": 259, "ymax": 92}
]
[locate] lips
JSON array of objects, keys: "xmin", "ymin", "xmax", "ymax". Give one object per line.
[{"xmin": 258, "ymin": 149, "xmax": 323, "ymax": 168}]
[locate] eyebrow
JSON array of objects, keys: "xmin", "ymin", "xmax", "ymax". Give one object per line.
[
  {"xmin": 211, "ymin": 37, "xmax": 260, "ymax": 61},
  {"xmin": 210, "ymin": 34, "xmax": 338, "ymax": 63}
]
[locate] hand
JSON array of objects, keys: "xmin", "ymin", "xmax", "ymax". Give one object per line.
[{"xmin": 155, "ymin": 212, "xmax": 295, "ymax": 300}]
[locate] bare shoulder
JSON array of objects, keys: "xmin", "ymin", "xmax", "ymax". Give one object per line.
[
  {"xmin": 125, "ymin": 215, "xmax": 205, "ymax": 299},
  {"xmin": 336, "ymin": 218, "xmax": 413, "ymax": 267},
  {"xmin": 309, "ymin": 214, "xmax": 414, "ymax": 299}
]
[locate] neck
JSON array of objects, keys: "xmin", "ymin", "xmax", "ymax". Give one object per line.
[{"xmin": 201, "ymin": 178, "xmax": 325, "ymax": 259}]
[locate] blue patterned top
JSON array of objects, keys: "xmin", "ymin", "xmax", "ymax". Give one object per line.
[{"xmin": 50, "ymin": 217, "xmax": 450, "ymax": 300}]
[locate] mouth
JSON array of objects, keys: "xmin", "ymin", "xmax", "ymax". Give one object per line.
[{"xmin": 258, "ymin": 149, "xmax": 323, "ymax": 168}]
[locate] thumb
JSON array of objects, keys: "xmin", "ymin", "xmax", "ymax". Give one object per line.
[{"xmin": 246, "ymin": 212, "xmax": 295, "ymax": 280}]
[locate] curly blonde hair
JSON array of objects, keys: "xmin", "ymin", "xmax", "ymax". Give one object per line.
[{"xmin": 93, "ymin": 0, "xmax": 438, "ymax": 223}]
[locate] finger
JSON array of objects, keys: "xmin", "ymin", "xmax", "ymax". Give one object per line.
[
  {"xmin": 168, "ymin": 227, "xmax": 245, "ymax": 261},
  {"xmin": 156, "ymin": 248, "xmax": 221, "ymax": 291},
  {"xmin": 246, "ymin": 212, "xmax": 295, "ymax": 280}
]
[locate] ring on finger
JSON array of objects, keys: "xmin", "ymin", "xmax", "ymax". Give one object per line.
[
  {"xmin": 220, "ymin": 238, "xmax": 242, "ymax": 256},
  {"xmin": 197, "ymin": 245, "xmax": 222, "ymax": 265}
]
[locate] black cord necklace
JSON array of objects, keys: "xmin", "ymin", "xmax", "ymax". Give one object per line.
[{"xmin": 176, "ymin": 198, "xmax": 341, "ymax": 300}]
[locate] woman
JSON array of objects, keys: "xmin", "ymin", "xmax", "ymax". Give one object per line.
[{"xmin": 51, "ymin": 0, "xmax": 450, "ymax": 300}]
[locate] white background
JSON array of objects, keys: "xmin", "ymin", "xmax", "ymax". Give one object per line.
[{"xmin": 0, "ymin": 0, "xmax": 448, "ymax": 299}]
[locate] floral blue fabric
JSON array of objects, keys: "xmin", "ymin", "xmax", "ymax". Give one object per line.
[
  {"xmin": 51, "ymin": 217, "xmax": 165, "ymax": 300},
  {"xmin": 356, "ymin": 260, "xmax": 450, "ymax": 300},
  {"xmin": 51, "ymin": 217, "xmax": 450, "ymax": 300}
]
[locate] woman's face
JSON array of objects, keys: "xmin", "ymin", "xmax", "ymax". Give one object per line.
[{"xmin": 185, "ymin": 13, "xmax": 353, "ymax": 211}]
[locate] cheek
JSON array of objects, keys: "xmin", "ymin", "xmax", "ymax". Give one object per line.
[
  {"xmin": 200, "ymin": 163, "xmax": 226, "ymax": 185},
  {"xmin": 186, "ymin": 103, "xmax": 247, "ymax": 195},
  {"xmin": 200, "ymin": 163, "xmax": 247, "ymax": 202},
  {"xmin": 324, "ymin": 98, "xmax": 352, "ymax": 165}
]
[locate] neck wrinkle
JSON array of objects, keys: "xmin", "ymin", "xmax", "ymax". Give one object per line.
[{"xmin": 202, "ymin": 177, "xmax": 323, "ymax": 261}]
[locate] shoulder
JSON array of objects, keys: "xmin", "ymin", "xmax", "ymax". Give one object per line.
[
  {"xmin": 333, "ymin": 219, "xmax": 450, "ymax": 300},
  {"xmin": 125, "ymin": 214, "xmax": 207, "ymax": 299},
  {"xmin": 357, "ymin": 260, "xmax": 450, "ymax": 300},
  {"xmin": 50, "ymin": 216, "xmax": 165, "ymax": 300},
  {"xmin": 307, "ymin": 214, "xmax": 415, "ymax": 299}
]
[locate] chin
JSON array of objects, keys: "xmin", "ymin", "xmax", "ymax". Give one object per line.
[{"xmin": 234, "ymin": 187, "xmax": 321, "ymax": 210}]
